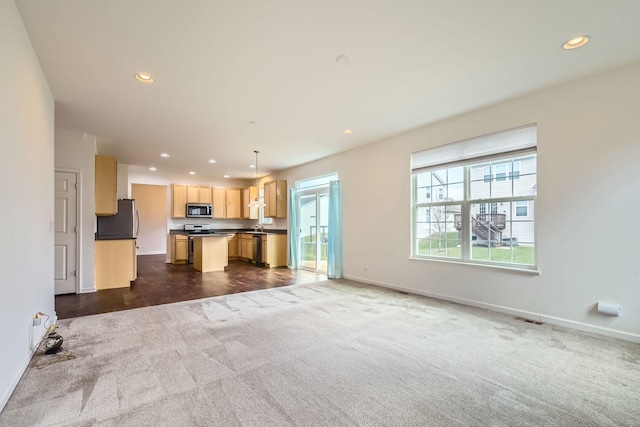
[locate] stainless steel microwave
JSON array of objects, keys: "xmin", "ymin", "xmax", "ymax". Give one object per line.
[{"xmin": 186, "ymin": 203, "xmax": 212, "ymax": 218}]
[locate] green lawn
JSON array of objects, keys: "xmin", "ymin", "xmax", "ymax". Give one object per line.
[
  {"xmin": 301, "ymin": 235, "xmax": 327, "ymax": 261},
  {"xmin": 417, "ymin": 233, "xmax": 534, "ymax": 265}
]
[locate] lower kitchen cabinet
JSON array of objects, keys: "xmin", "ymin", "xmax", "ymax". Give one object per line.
[
  {"xmin": 171, "ymin": 234, "xmax": 189, "ymax": 264},
  {"xmin": 239, "ymin": 233, "xmax": 254, "ymax": 260},
  {"xmin": 95, "ymin": 239, "xmax": 137, "ymax": 290},
  {"xmin": 227, "ymin": 234, "xmax": 238, "ymax": 259},
  {"xmin": 262, "ymin": 234, "xmax": 287, "ymax": 268},
  {"xmin": 237, "ymin": 233, "xmax": 287, "ymax": 268}
]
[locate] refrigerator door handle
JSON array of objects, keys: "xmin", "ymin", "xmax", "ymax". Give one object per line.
[{"xmin": 135, "ymin": 209, "xmax": 140, "ymax": 238}]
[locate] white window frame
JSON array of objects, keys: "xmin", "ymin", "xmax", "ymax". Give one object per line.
[{"xmin": 410, "ymin": 124, "xmax": 537, "ymax": 271}]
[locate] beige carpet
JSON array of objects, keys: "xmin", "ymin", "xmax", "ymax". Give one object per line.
[{"xmin": 2, "ymin": 279, "xmax": 639, "ymax": 426}]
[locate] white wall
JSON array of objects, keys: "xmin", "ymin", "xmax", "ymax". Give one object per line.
[
  {"xmin": 277, "ymin": 61, "xmax": 640, "ymax": 342},
  {"xmin": 55, "ymin": 129, "xmax": 97, "ymax": 293},
  {"xmin": 0, "ymin": 0, "xmax": 55, "ymax": 411}
]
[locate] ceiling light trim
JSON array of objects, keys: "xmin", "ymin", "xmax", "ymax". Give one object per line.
[
  {"xmin": 563, "ymin": 35, "xmax": 590, "ymax": 50},
  {"xmin": 134, "ymin": 72, "xmax": 155, "ymax": 83}
]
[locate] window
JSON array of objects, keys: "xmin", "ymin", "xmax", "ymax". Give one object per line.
[
  {"xmin": 495, "ymin": 164, "xmax": 507, "ymax": 181},
  {"xmin": 483, "ymin": 166, "xmax": 491, "ymax": 183},
  {"xmin": 515, "ymin": 201, "xmax": 528, "ymax": 216},
  {"xmin": 511, "ymin": 161, "xmax": 521, "ymax": 180},
  {"xmin": 411, "ymin": 124, "xmax": 537, "ymax": 269}
]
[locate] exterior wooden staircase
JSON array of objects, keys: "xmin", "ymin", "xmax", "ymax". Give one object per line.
[
  {"xmin": 472, "ymin": 216, "xmax": 503, "ymax": 246},
  {"xmin": 455, "ymin": 213, "xmax": 506, "ymax": 247}
]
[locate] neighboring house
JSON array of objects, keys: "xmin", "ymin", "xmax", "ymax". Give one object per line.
[{"xmin": 465, "ymin": 154, "xmax": 537, "ymax": 246}]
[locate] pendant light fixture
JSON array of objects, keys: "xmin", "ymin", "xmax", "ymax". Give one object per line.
[{"xmin": 248, "ymin": 150, "xmax": 266, "ymax": 208}]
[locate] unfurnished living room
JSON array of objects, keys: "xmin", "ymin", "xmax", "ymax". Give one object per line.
[{"xmin": 2, "ymin": 1, "xmax": 640, "ymax": 426}]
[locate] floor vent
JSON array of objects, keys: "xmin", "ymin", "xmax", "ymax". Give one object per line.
[{"xmin": 514, "ymin": 316, "xmax": 543, "ymax": 325}]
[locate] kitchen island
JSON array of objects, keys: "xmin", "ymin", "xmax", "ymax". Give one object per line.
[{"xmin": 192, "ymin": 234, "xmax": 228, "ymax": 273}]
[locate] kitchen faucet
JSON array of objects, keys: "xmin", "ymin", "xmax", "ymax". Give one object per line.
[{"xmin": 254, "ymin": 224, "xmax": 264, "ymax": 232}]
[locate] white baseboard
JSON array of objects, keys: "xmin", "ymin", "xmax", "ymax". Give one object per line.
[
  {"xmin": 138, "ymin": 251, "xmax": 166, "ymax": 256},
  {"xmin": 343, "ymin": 275, "xmax": 640, "ymax": 344},
  {"xmin": 0, "ymin": 324, "xmax": 50, "ymax": 413}
]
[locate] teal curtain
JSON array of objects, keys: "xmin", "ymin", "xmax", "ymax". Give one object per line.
[
  {"xmin": 288, "ymin": 188, "xmax": 300, "ymax": 269},
  {"xmin": 327, "ymin": 181, "xmax": 343, "ymax": 279}
]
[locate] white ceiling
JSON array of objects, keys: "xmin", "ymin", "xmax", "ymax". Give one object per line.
[{"xmin": 15, "ymin": 0, "xmax": 640, "ymax": 179}]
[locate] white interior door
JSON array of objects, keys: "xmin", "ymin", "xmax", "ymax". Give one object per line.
[{"xmin": 54, "ymin": 171, "xmax": 78, "ymax": 294}]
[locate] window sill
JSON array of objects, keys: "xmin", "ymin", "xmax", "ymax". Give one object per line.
[{"xmin": 409, "ymin": 256, "xmax": 541, "ymax": 275}]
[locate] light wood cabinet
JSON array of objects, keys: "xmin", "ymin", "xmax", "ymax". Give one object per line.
[
  {"xmin": 264, "ymin": 180, "xmax": 287, "ymax": 218},
  {"xmin": 187, "ymin": 185, "xmax": 199, "ymax": 203},
  {"xmin": 171, "ymin": 184, "xmax": 187, "ymax": 218},
  {"xmin": 242, "ymin": 186, "xmax": 259, "ymax": 219},
  {"xmin": 212, "ymin": 187, "xmax": 226, "ymax": 218},
  {"xmin": 193, "ymin": 236, "xmax": 228, "ymax": 273},
  {"xmin": 226, "ymin": 188, "xmax": 242, "ymax": 219},
  {"xmin": 187, "ymin": 185, "xmax": 212, "ymax": 204},
  {"xmin": 171, "ymin": 234, "xmax": 189, "ymax": 264},
  {"xmin": 262, "ymin": 234, "xmax": 287, "ymax": 268},
  {"xmin": 95, "ymin": 239, "xmax": 136, "ymax": 289},
  {"xmin": 199, "ymin": 186, "xmax": 212, "ymax": 204},
  {"xmin": 239, "ymin": 233, "xmax": 254, "ymax": 260},
  {"xmin": 95, "ymin": 155, "xmax": 117, "ymax": 215},
  {"xmin": 228, "ymin": 234, "xmax": 238, "ymax": 259}
]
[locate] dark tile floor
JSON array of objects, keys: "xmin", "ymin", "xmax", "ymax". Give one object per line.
[{"xmin": 55, "ymin": 255, "xmax": 327, "ymax": 319}]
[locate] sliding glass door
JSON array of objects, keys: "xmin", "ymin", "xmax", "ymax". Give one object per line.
[{"xmin": 298, "ymin": 190, "xmax": 329, "ymax": 272}]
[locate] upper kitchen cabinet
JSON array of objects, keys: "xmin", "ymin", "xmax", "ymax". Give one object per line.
[
  {"xmin": 187, "ymin": 185, "xmax": 212, "ymax": 204},
  {"xmin": 212, "ymin": 187, "xmax": 226, "ymax": 218},
  {"xmin": 242, "ymin": 186, "xmax": 259, "ymax": 219},
  {"xmin": 264, "ymin": 180, "xmax": 287, "ymax": 218},
  {"xmin": 171, "ymin": 184, "xmax": 187, "ymax": 218},
  {"xmin": 95, "ymin": 155, "xmax": 117, "ymax": 215},
  {"xmin": 226, "ymin": 188, "xmax": 242, "ymax": 219}
]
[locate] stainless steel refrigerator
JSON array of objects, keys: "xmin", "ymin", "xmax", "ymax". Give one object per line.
[{"xmin": 96, "ymin": 199, "xmax": 139, "ymax": 239}]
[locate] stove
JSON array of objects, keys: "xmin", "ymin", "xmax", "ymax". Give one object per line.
[
  {"xmin": 184, "ymin": 224, "xmax": 215, "ymax": 235},
  {"xmin": 184, "ymin": 224, "xmax": 214, "ymax": 264}
]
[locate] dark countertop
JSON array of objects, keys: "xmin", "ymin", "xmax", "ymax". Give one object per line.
[
  {"xmin": 169, "ymin": 228, "xmax": 287, "ymax": 235},
  {"xmin": 95, "ymin": 235, "xmax": 136, "ymax": 240}
]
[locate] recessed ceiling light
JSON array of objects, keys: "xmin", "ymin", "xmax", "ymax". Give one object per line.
[
  {"xmin": 208, "ymin": 159, "xmax": 216, "ymax": 164},
  {"xmin": 134, "ymin": 72, "xmax": 155, "ymax": 83},
  {"xmin": 160, "ymin": 152, "xmax": 170, "ymax": 158},
  {"xmin": 189, "ymin": 171, "xmax": 196, "ymax": 175},
  {"xmin": 342, "ymin": 129, "xmax": 353, "ymax": 135},
  {"xmin": 223, "ymin": 175, "xmax": 230, "ymax": 178},
  {"xmin": 249, "ymin": 164, "xmax": 256, "ymax": 168},
  {"xmin": 563, "ymin": 36, "xmax": 590, "ymax": 50},
  {"xmin": 149, "ymin": 167, "xmax": 157, "ymax": 171},
  {"xmin": 336, "ymin": 55, "xmax": 350, "ymax": 64}
]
